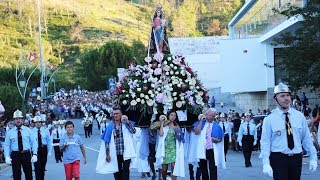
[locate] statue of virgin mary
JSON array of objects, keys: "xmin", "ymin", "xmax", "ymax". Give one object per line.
[{"xmin": 148, "ymin": 4, "xmax": 170, "ymax": 55}]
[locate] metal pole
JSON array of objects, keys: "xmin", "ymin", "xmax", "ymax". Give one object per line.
[
  {"xmin": 22, "ymin": 88, "xmax": 25, "ymax": 117},
  {"xmin": 37, "ymin": 0, "xmax": 45, "ymax": 99},
  {"xmin": 53, "ymin": 79, "xmax": 56, "ymax": 93}
]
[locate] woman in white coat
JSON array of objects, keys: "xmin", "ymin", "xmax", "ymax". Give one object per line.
[{"xmin": 156, "ymin": 110, "xmax": 185, "ymax": 180}]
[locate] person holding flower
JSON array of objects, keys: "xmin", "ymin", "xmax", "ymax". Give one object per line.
[{"xmin": 156, "ymin": 110, "xmax": 185, "ymax": 180}]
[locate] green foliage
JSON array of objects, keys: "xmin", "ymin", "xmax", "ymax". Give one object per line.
[
  {"xmin": 0, "ymin": 84, "xmax": 22, "ymax": 120},
  {"xmin": 77, "ymin": 40, "xmax": 145, "ymax": 91},
  {"xmin": 273, "ymin": 0, "xmax": 320, "ymax": 90}
]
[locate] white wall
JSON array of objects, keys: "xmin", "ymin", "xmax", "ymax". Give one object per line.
[
  {"xmin": 220, "ymin": 38, "xmax": 267, "ymax": 93},
  {"xmin": 179, "ymin": 54, "xmax": 221, "ymax": 89},
  {"xmin": 169, "ymin": 37, "xmax": 226, "ymax": 90}
]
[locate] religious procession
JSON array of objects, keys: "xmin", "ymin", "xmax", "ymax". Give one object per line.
[{"xmin": 1, "ymin": 1, "xmax": 320, "ymax": 180}]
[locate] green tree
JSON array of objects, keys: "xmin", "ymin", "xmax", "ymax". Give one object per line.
[
  {"xmin": 172, "ymin": 0, "xmax": 200, "ymax": 37},
  {"xmin": 0, "ymin": 84, "xmax": 22, "ymax": 119},
  {"xmin": 273, "ymin": 0, "xmax": 320, "ymax": 90},
  {"xmin": 77, "ymin": 40, "xmax": 145, "ymax": 91}
]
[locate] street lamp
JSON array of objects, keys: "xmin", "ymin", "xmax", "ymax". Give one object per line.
[
  {"xmin": 18, "ymin": 75, "xmax": 26, "ymax": 116},
  {"xmin": 18, "ymin": 75, "xmax": 26, "ymax": 88}
]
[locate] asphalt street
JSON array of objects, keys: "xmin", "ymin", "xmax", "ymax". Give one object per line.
[{"xmin": 0, "ymin": 119, "xmax": 319, "ymax": 180}]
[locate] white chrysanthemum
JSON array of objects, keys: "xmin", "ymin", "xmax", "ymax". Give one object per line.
[
  {"xmin": 147, "ymin": 99, "xmax": 154, "ymax": 106},
  {"xmin": 130, "ymin": 100, "xmax": 137, "ymax": 106},
  {"xmin": 176, "ymin": 101, "xmax": 182, "ymax": 108}
]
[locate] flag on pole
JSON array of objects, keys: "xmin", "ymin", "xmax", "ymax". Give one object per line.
[
  {"xmin": 28, "ymin": 52, "xmax": 37, "ymax": 62},
  {"xmin": 49, "ymin": 64, "xmax": 56, "ymax": 70}
]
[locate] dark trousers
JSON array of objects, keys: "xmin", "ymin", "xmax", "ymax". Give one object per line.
[
  {"xmin": 189, "ymin": 164, "xmax": 201, "ymax": 180},
  {"xmin": 89, "ymin": 124, "xmax": 93, "ymax": 135},
  {"xmin": 34, "ymin": 146, "xmax": 48, "ymax": 180},
  {"xmin": 53, "ymin": 139, "xmax": 62, "ymax": 162},
  {"xmin": 270, "ymin": 152, "xmax": 302, "ymax": 180},
  {"xmin": 11, "ymin": 151, "xmax": 33, "ymax": 180},
  {"xmin": 199, "ymin": 149, "xmax": 217, "ymax": 180},
  {"xmin": 242, "ymin": 135, "xmax": 254, "ymax": 166},
  {"xmin": 114, "ymin": 155, "xmax": 131, "ymax": 180},
  {"xmin": 84, "ymin": 126, "xmax": 90, "ymax": 138},
  {"xmin": 224, "ymin": 134, "xmax": 229, "ymax": 161}
]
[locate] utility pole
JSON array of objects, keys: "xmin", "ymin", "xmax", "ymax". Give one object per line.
[{"xmin": 37, "ymin": 0, "xmax": 45, "ymax": 99}]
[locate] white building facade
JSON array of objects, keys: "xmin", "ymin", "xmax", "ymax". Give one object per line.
[
  {"xmin": 220, "ymin": 0, "xmax": 316, "ymax": 111},
  {"xmin": 170, "ymin": 0, "xmax": 319, "ymax": 112}
]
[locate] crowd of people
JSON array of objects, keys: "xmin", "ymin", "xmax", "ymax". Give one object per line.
[{"xmin": 0, "ymin": 83, "xmax": 320, "ymax": 180}]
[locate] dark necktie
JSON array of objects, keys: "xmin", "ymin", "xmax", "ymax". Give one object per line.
[
  {"xmin": 247, "ymin": 123, "xmax": 250, "ymax": 135},
  {"xmin": 284, "ymin": 113, "xmax": 294, "ymax": 150},
  {"xmin": 38, "ymin": 129, "xmax": 42, "ymax": 147},
  {"xmin": 222, "ymin": 122, "xmax": 226, "ymax": 133},
  {"xmin": 56, "ymin": 129, "xmax": 59, "ymax": 139},
  {"xmin": 17, "ymin": 127, "xmax": 23, "ymax": 151}
]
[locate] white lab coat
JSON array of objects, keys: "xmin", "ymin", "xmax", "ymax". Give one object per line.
[
  {"xmin": 195, "ymin": 122, "xmax": 226, "ymax": 169},
  {"xmin": 96, "ymin": 124, "xmax": 136, "ymax": 174}
]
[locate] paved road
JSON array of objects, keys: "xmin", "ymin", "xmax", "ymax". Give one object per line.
[{"xmin": 1, "ymin": 119, "xmax": 319, "ymax": 180}]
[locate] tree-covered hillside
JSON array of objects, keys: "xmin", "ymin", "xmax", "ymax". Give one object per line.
[
  {"xmin": 0, "ymin": 0, "xmax": 243, "ymax": 117},
  {"xmin": 0, "ymin": 0, "xmax": 243, "ymax": 68}
]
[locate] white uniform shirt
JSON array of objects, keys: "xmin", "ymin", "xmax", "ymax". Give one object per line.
[
  {"xmin": 260, "ymin": 107, "xmax": 317, "ymax": 165},
  {"xmin": 219, "ymin": 121, "xmax": 232, "ymax": 141}
]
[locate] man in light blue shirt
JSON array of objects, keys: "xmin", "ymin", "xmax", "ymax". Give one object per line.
[
  {"xmin": 260, "ymin": 83, "xmax": 318, "ymax": 179},
  {"xmin": 32, "ymin": 115, "xmax": 52, "ymax": 180},
  {"xmin": 4, "ymin": 109, "xmax": 38, "ymax": 180},
  {"xmin": 219, "ymin": 113, "xmax": 232, "ymax": 161},
  {"xmin": 237, "ymin": 112, "xmax": 257, "ymax": 167}
]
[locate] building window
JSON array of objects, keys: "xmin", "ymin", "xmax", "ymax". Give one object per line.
[{"xmin": 274, "ymin": 48, "xmax": 289, "ymax": 85}]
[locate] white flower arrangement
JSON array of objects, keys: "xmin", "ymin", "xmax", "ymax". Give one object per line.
[{"xmin": 115, "ymin": 53, "xmax": 209, "ymax": 119}]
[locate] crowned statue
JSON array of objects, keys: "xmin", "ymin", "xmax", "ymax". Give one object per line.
[
  {"xmin": 115, "ymin": 4, "xmax": 209, "ymax": 127},
  {"xmin": 148, "ymin": 4, "xmax": 170, "ymax": 55}
]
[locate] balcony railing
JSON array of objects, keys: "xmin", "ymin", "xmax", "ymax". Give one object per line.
[{"xmin": 234, "ymin": 0, "xmax": 303, "ymax": 39}]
